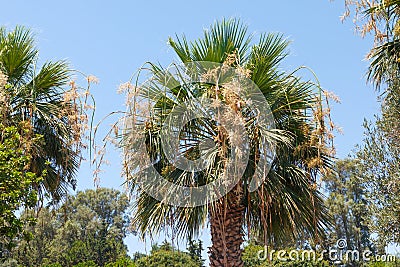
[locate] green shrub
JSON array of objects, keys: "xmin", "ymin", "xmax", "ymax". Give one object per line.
[
  {"xmin": 242, "ymin": 243, "xmax": 266, "ymax": 266},
  {"xmin": 0, "ymin": 259, "xmax": 19, "ymax": 267},
  {"xmin": 366, "ymin": 260, "xmax": 400, "ymax": 267},
  {"xmin": 72, "ymin": 260, "xmax": 98, "ymax": 267},
  {"xmin": 104, "ymin": 257, "xmax": 136, "ymax": 267},
  {"xmin": 136, "ymin": 250, "xmax": 198, "ymax": 267},
  {"xmin": 42, "ymin": 264, "xmax": 62, "ymax": 267}
]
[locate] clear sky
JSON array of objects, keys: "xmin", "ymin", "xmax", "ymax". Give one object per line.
[{"xmin": 2, "ymin": 0, "xmax": 380, "ymax": 258}]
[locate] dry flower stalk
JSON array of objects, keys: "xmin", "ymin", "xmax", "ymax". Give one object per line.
[{"xmin": 342, "ymin": 0, "xmax": 382, "ymax": 41}]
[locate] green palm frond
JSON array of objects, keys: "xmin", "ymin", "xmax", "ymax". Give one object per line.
[
  {"xmin": 248, "ymin": 33, "xmax": 289, "ymax": 91},
  {"xmin": 368, "ymin": 40, "xmax": 400, "ymax": 89},
  {"xmin": 0, "ymin": 26, "xmax": 37, "ymax": 85},
  {"xmin": 169, "ymin": 18, "xmax": 251, "ymax": 64}
]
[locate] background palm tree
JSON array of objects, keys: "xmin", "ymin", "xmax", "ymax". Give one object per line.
[
  {"xmin": 121, "ymin": 19, "xmax": 332, "ymax": 267},
  {"xmin": 0, "ymin": 26, "xmax": 88, "ymax": 202}
]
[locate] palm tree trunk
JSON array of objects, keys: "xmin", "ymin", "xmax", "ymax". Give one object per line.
[{"xmin": 208, "ymin": 184, "xmax": 245, "ymax": 267}]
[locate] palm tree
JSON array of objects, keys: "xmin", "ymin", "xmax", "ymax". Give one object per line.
[
  {"xmin": 121, "ymin": 19, "xmax": 332, "ymax": 267},
  {"xmin": 0, "ymin": 26, "xmax": 87, "ymax": 201}
]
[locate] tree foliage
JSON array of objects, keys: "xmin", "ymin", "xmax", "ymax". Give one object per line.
[
  {"xmin": 135, "ymin": 242, "xmax": 199, "ymax": 267},
  {"xmin": 323, "ymin": 159, "xmax": 374, "ymax": 254},
  {"xmin": 356, "ymin": 119, "xmax": 400, "ymax": 247},
  {"xmin": 0, "ymin": 123, "xmax": 43, "ymax": 258},
  {"xmin": 9, "ymin": 188, "xmax": 130, "ymax": 267},
  {"xmin": 342, "ymin": 0, "xmax": 400, "ymax": 247},
  {"xmin": 187, "ymin": 238, "xmax": 205, "ymax": 267}
]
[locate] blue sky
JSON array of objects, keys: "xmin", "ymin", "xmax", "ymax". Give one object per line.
[{"xmin": 2, "ymin": 0, "xmax": 381, "ymax": 258}]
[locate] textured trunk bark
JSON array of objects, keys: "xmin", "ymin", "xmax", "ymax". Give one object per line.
[{"xmin": 208, "ymin": 184, "xmax": 245, "ymax": 267}]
